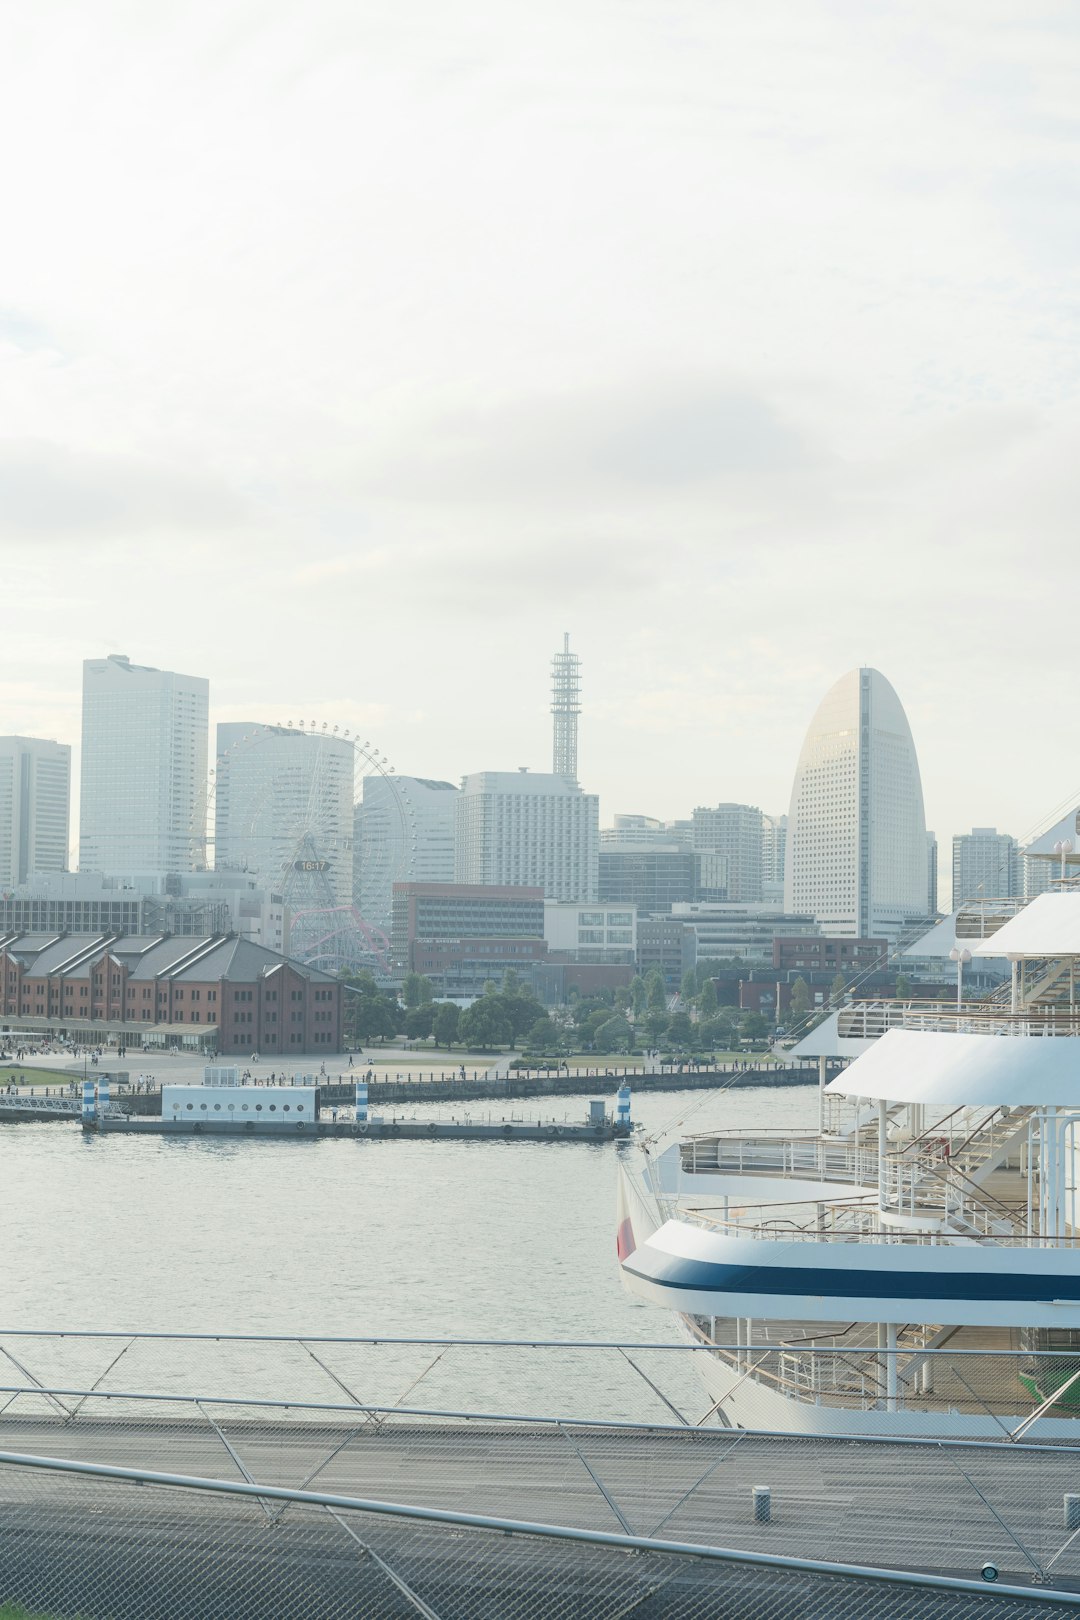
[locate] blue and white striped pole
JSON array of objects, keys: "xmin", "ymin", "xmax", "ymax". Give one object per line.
[
  {"xmin": 616, "ymin": 1085, "xmax": 631, "ymax": 1128},
  {"xmin": 354, "ymin": 1080, "xmax": 368, "ymax": 1123},
  {"xmin": 81, "ymin": 1080, "xmax": 96, "ymax": 1128},
  {"xmin": 96, "ymin": 1076, "xmax": 110, "ymax": 1121}
]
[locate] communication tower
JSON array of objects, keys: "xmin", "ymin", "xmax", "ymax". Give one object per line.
[{"xmin": 551, "ymin": 632, "xmax": 581, "ymax": 782}]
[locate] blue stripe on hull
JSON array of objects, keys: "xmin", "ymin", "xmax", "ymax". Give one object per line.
[{"xmin": 623, "ymin": 1253, "xmax": 1080, "ymax": 1304}]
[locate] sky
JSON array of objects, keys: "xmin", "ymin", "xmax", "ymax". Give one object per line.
[{"xmin": 2, "ymin": 0, "xmax": 1079, "ymax": 863}]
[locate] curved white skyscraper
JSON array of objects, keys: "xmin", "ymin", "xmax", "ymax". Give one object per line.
[{"xmin": 784, "ymin": 668, "xmax": 927, "ymax": 939}]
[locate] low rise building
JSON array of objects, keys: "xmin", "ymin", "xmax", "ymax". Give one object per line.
[
  {"xmin": 391, "ymin": 881, "xmax": 547, "ymax": 996},
  {"xmin": 771, "ymin": 936, "xmax": 888, "ymax": 973},
  {"xmin": 636, "ymin": 917, "xmax": 696, "ymax": 989},
  {"xmin": 0, "ymin": 934, "xmax": 341, "ymax": 1053},
  {"xmin": 543, "ymin": 902, "xmax": 636, "ymax": 965},
  {"xmin": 0, "ymin": 873, "xmax": 284, "ymax": 951},
  {"xmin": 670, "ymin": 903, "xmax": 820, "ymax": 967}
]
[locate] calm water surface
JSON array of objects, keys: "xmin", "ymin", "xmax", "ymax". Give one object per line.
[{"xmin": 2, "ymin": 1085, "xmax": 817, "ymax": 1339}]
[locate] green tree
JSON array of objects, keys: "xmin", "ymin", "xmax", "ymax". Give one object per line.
[
  {"xmin": 458, "ymin": 1000, "xmax": 511, "ymax": 1050},
  {"xmin": 680, "ymin": 968, "xmax": 697, "ymax": 1001},
  {"xmin": 432, "ymin": 1002, "xmax": 460, "ymax": 1047},
  {"xmin": 830, "ymin": 972, "xmax": 847, "ymax": 1007},
  {"xmin": 646, "ymin": 969, "xmax": 667, "ymax": 1012},
  {"xmin": 402, "ymin": 972, "xmax": 433, "ymax": 1010},
  {"xmin": 340, "ymin": 971, "xmax": 400, "ymax": 1044},
  {"xmin": 613, "ymin": 985, "xmax": 631, "ymax": 1014},
  {"xmin": 644, "ymin": 1010, "xmax": 669, "ymax": 1045},
  {"xmin": 667, "ymin": 1010, "xmax": 693, "ymax": 1047},
  {"xmin": 629, "ymin": 976, "xmax": 647, "ymax": 1017},
  {"xmin": 592, "ymin": 1013, "xmax": 634, "ymax": 1054},
  {"xmin": 501, "ymin": 967, "xmax": 522, "ymax": 997},
  {"xmin": 524, "ymin": 1013, "xmax": 559, "ymax": 1051},
  {"xmin": 895, "ymin": 973, "xmax": 912, "ymax": 1000},
  {"xmin": 790, "ymin": 976, "xmax": 810, "ymax": 1018},
  {"xmin": 404, "ymin": 1004, "xmax": 435, "ymax": 1040},
  {"xmin": 698, "ymin": 977, "xmax": 718, "ymax": 1018},
  {"xmin": 741, "ymin": 1011, "xmax": 769, "ymax": 1041}
]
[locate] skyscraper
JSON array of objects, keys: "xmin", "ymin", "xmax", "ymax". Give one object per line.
[
  {"xmin": 784, "ymin": 667, "xmax": 927, "ymax": 939},
  {"xmin": 0, "ymin": 737, "xmax": 71, "ymax": 888},
  {"xmin": 761, "ymin": 813, "xmax": 788, "ymax": 898},
  {"xmin": 355, "ymin": 774, "xmax": 458, "ymax": 934},
  {"xmin": 951, "ymin": 827, "xmax": 1021, "ymax": 905},
  {"xmin": 455, "ymin": 769, "xmax": 599, "ymax": 901},
  {"xmin": 215, "ymin": 724, "xmax": 355, "ymax": 906},
  {"xmin": 692, "ymin": 804, "xmax": 764, "ymax": 903},
  {"xmin": 79, "ymin": 654, "xmax": 209, "ymax": 875}
]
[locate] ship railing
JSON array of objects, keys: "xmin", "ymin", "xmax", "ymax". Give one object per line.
[
  {"xmin": 685, "ymin": 1135, "xmax": 879, "ymax": 1185},
  {"xmin": 838, "ymin": 1001, "xmax": 1080, "ymax": 1038},
  {"xmin": 683, "ymin": 1210, "xmax": 1076, "ymax": 1247}
]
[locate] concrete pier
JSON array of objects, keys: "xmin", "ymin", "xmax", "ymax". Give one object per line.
[{"xmin": 93, "ymin": 1114, "xmax": 632, "ymax": 1142}]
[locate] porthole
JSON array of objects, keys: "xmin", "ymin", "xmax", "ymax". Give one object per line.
[
  {"xmin": 255, "ymin": 1104, "xmax": 262, "ymax": 1111},
  {"xmin": 228, "ymin": 1103, "xmax": 235, "ymax": 1111},
  {"xmin": 213, "ymin": 1103, "xmax": 221, "ymax": 1111},
  {"xmin": 200, "ymin": 1103, "xmax": 208, "ymax": 1111},
  {"xmin": 296, "ymin": 1104, "xmax": 305, "ymax": 1113},
  {"xmin": 283, "ymin": 1104, "xmax": 290, "ymax": 1113},
  {"xmin": 242, "ymin": 1103, "xmax": 249, "ymax": 1112},
  {"xmin": 269, "ymin": 1104, "xmax": 277, "ymax": 1112},
  {"xmin": 185, "ymin": 1103, "xmax": 193, "ymax": 1111}
]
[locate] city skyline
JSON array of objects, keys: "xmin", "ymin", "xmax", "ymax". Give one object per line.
[
  {"xmin": 2, "ymin": 2, "xmax": 1078, "ymax": 860},
  {"xmin": 0, "ymin": 638, "xmax": 1068, "ymax": 907}
]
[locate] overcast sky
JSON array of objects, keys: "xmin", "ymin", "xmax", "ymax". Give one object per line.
[{"xmin": 2, "ymin": 0, "xmax": 1078, "ymax": 861}]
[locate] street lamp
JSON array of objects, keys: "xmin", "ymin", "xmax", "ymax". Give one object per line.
[
  {"xmin": 949, "ymin": 946, "xmax": 972, "ymax": 1013},
  {"xmin": 1054, "ymin": 839, "xmax": 1074, "ymax": 883}
]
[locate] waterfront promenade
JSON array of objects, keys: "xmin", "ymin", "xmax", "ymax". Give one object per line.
[{"xmin": 0, "ymin": 1047, "xmax": 821, "ymax": 1111}]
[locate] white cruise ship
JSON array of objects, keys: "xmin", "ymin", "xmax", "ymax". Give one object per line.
[{"xmin": 618, "ymin": 890, "xmax": 1080, "ymax": 1437}]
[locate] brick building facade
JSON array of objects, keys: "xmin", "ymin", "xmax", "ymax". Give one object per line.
[{"xmin": 0, "ymin": 933, "xmax": 342, "ymax": 1053}]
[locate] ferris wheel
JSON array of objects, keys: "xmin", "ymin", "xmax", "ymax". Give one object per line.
[{"xmin": 194, "ymin": 720, "xmax": 415, "ymax": 976}]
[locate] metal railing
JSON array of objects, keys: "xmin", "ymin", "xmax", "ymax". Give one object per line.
[{"xmin": 5, "ymin": 1330, "xmax": 1080, "ymax": 1439}]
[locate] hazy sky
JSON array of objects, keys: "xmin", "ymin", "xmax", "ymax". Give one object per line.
[{"xmin": 2, "ymin": 0, "xmax": 1078, "ymax": 856}]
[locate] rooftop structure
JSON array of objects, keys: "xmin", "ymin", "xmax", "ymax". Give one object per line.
[{"xmin": 550, "ymin": 632, "xmax": 580, "ymax": 781}]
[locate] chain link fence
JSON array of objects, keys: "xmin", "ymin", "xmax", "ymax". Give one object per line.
[
  {"xmin": 0, "ymin": 1451, "xmax": 1073, "ymax": 1620},
  {"xmin": 2, "ymin": 1335, "xmax": 1080, "ymax": 1614}
]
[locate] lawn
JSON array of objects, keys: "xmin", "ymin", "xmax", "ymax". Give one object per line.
[{"xmin": 0, "ymin": 1066, "xmax": 79, "ymax": 1089}]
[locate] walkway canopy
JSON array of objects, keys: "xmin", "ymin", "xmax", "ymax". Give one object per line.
[{"xmin": 825, "ymin": 1026, "xmax": 1080, "ymax": 1107}]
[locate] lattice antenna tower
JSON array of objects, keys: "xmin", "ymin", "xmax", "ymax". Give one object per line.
[{"xmin": 551, "ymin": 631, "xmax": 581, "ymax": 781}]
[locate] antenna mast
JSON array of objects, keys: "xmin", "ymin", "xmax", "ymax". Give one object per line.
[{"xmin": 551, "ymin": 632, "xmax": 581, "ymax": 782}]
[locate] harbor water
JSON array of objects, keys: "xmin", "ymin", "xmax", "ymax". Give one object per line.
[{"xmin": 2, "ymin": 1085, "xmax": 817, "ymax": 1340}]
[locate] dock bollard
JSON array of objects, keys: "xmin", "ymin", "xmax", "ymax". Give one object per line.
[
  {"xmin": 1065, "ymin": 1494, "xmax": 1080, "ymax": 1531},
  {"xmin": 752, "ymin": 1486, "xmax": 772, "ymax": 1524}
]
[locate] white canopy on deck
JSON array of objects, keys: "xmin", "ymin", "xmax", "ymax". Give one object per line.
[
  {"xmin": 825, "ymin": 1027, "xmax": 1080, "ymax": 1107},
  {"xmin": 971, "ymin": 892, "xmax": 1080, "ymax": 960},
  {"xmin": 787, "ymin": 1010, "xmax": 876, "ymax": 1060}
]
